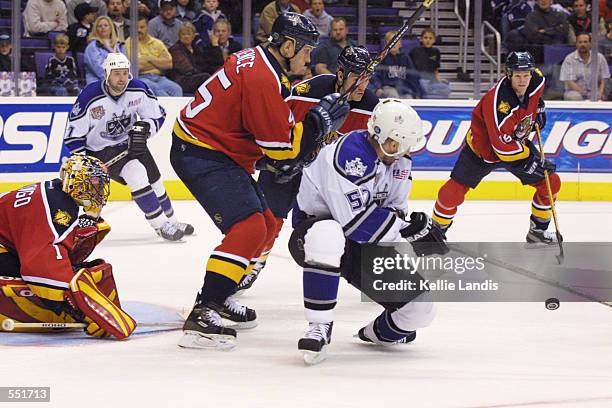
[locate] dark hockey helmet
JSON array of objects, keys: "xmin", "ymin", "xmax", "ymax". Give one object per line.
[
  {"xmin": 337, "ymin": 46, "xmax": 372, "ymax": 75},
  {"xmin": 506, "ymin": 51, "xmax": 535, "ymax": 76},
  {"xmin": 269, "ymin": 12, "xmax": 319, "ymax": 53}
]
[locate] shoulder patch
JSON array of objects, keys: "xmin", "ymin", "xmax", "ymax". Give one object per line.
[
  {"xmin": 53, "ymin": 209, "xmax": 72, "ymax": 227},
  {"xmin": 333, "ymin": 131, "xmax": 377, "ymax": 185},
  {"xmin": 295, "ymin": 82, "xmax": 311, "ymax": 95},
  {"xmin": 344, "ymin": 157, "xmax": 368, "ymax": 177},
  {"xmin": 498, "ymin": 100, "xmax": 511, "ymax": 114},
  {"xmin": 71, "ymin": 102, "xmax": 81, "ymax": 116}
]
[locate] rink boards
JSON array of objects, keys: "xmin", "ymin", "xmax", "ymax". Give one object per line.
[{"xmin": 0, "ymin": 97, "xmax": 611, "ymax": 200}]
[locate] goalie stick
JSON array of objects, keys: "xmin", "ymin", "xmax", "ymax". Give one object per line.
[
  {"xmin": 339, "ymin": 0, "xmax": 437, "ymax": 102},
  {"xmin": 1, "ymin": 319, "xmax": 181, "ymax": 331}
]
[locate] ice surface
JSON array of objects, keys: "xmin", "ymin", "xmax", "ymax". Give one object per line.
[{"xmin": 2, "ymin": 200, "xmax": 612, "ymax": 408}]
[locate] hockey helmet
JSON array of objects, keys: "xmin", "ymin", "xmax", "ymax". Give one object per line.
[
  {"xmin": 367, "ymin": 99, "xmax": 424, "ymax": 158},
  {"xmin": 269, "ymin": 12, "xmax": 319, "ymax": 53},
  {"xmin": 505, "ymin": 51, "xmax": 535, "ymax": 76},
  {"xmin": 103, "ymin": 52, "xmax": 131, "ymax": 81},
  {"xmin": 60, "ymin": 155, "xmax": 110, "ymax": 213},
  {"xmin": 337, "ymin": 46, "xmax": 372, "ymax": 75}
]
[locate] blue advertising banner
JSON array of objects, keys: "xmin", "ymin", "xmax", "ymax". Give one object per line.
[{"xmin": 0, "ymin": 101, "xmax": 611, "ymax": 173}]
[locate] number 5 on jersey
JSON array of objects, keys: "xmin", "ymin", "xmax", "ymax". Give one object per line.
[{"xmin": 185, "ymin": 69, "xmax": 233, "ymax": 119}]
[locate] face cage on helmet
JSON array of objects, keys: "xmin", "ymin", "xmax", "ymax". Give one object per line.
[
  {"xmin": 67, "ymin": 166, "xmax": 111, "ymax": 211},
  {"xmin": 375, "ymin": 134, "xmax": 412, "ymax": 159}
]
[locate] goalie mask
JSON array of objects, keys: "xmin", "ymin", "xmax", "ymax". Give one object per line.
[
  {"xmin": 60, "ymin": 155, "xmax": 110, "ymax": 214},
  {"xmin": 367, "ymin": 99, "xmax": 424, "ymax": 158}
]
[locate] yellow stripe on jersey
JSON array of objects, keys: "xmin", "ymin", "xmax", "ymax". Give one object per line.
[
  {"xmin": 0, "ymin": 246, "xmax": 7, "ymax": 254},
  {"xmin": 432, "ymin": 213, "xmax": 453, "ymax": 226},
  {"xmin": 465, "ymin": 129, "xmax": 481, "ymax": 157},
  {"xmin": 259, "ymin": 122, "xmax": 304, "ymax": 161},
  {"xmin": 494, "ymin": 143, "xmax": 531, "ymax": 162},
  {"xmin": 206, "ymin": 258, "xmax": 247, "ymax": 283},
  {"xmin": 173, "ymin": 121, "xmax": 218, "ymax": 151}
]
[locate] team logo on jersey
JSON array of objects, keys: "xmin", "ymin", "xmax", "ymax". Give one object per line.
[
  {"xmin": 71, "ymin": 102, "xmax": 81, "ymax": 116},
  {"xmin": 281, "ymin": 75, "xmax": 291, "ymax": 91},
  {"xmin": 102, "ymin": 111, "xmax": 132, "ymax": 141},
  {"xmin": 90, "ymin": 105, "xmax": 105, "ymax": 120},
  {"xmin": 214, "ymin": 213, "xmax": 223, "ymax": 224},
  {"xmin": 53, "ymin": 209, "xmax": 72, "ymax": 227},
  {"xmin": 344, "ymin": 157, "xmax": 367, "ymax": 177},
  {"xmin": 498, "ymin": 101, "xmax": 511, "ymax": 114},
  {"xmin": 295, "ymin": 82, "xmax": 311, "ymax": 95},
  {"xmin": 513, "ymin": 115, "xmax": 533, "ymax": 141}
]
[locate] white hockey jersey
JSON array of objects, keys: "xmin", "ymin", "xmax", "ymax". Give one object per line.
[
  {"xmin": 64, "ymin": 79, "xmax": 166, "ymax": 153},
  {"xmin": 296, "ymin": 130, "xmax": 413, "ymax": 244}
]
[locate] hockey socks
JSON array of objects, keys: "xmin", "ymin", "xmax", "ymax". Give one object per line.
[
  {"xmin": 303, "ymin": 264, "xmax": 341, "ymax": 323},
  {"xmin": 131, "ymin": 185, "xmax": 167, "ymax": 229},
  {"xmin": 432, "ymin": 179, "xmax": 469, "ymax": 230}
]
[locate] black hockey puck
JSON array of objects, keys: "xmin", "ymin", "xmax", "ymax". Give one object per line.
[{"xmin": 545, "ymin": 298, "xmax": 560, "ymax": 310}]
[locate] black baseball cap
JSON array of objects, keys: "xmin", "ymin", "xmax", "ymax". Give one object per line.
[
  {"xmin": 74, "ymin": 3, "xmax": 99, "ymax": 21},
  {"xmin": 0, "ymin": 31, "xmax": 10, "ymax": 44},
  {"xmin": 159, "ymin": 0, "xmax": 177, "ymax": 8}
]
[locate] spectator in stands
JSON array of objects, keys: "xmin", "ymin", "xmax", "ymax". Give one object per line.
[
  {"xmin": 500, "ymin": 0, "xmax": 534, "ymax": 43},
  {"xmin": 304, "ymin": 0, "xmax": 333, "ymax": 39},
  {"xmin": 409, "ymin": 28, "xmax": 451, "ymax": 99},
  {"xmin": 149, "ymin": 0, "xmax": 182, "ymax": 49},
  {"xmin": 84, "ymin": 16, "xmax": 126, "ymax": 84},
  {"xmin": 568, "ymin": 0, "xmax": 591, "ymax": 35},
  {"xmin": 209, "ymin": 19, "xmax": 242, "ymax": 61},
  {"xmin": 560, "ymin": 33, "xmax": 610, "ymax": 100},
  {"xmin": 107, "ymin": 0, "xmax": 130, "ymax": 43},
  {"xmin": 43, "ymin": 34, "xmax": 81, "ymax": 96},
  {"xmin": 0, "ymin": 32, "xmax": 11, "ymax": 72},
  {"xmin": 600, "ymin": 20, "xmax": 612, "ymax": 64},
  {"xmin": 169, "ymin": 22, "xmax": 211, "ymax": 94},
  {"xmin": 23, "ymin": 0, "xmax": 69, "ymax": 37},
  {"xmin": 256, "ymin": 0, "xmax": 300, "ymax": 44},
  {"xmin": 66, "ymin": 0, "xmax": 106, "ymax": 25},
  {"xmin": 314, "ymin": 17, "xmax": 355, "ymax": 74},
  {"xmin": 524, "ymin": 0, "xmax": 571, "ymax": 45},
  {"xmin": 193, "ymin": 0, "xmax": 227, "ymax": 45},
  {"xmin": 68, "ymin": 3, "xmax": 97, "ymax": 55},
  {"xmin": 176, "ymin": 0, "xmax": 199, "ymax": 22},
  {"xmin": 126, "ymin": 15, "xmax": 183, "ymax": 96},
  {"xmin": 370, "ymin": 31, "xmax": 422, "ymax": 99}
]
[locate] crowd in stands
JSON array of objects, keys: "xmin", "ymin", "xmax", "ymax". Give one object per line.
[{"xmin": 0, "ymin": 0, "xmax": 609, "ymax": 99}]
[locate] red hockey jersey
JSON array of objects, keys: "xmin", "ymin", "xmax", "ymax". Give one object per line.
[
  {"xmin": 468, "ymin": 71, "xmax": 545, "ymax": 163},
  {"xmin": 0, "ymin": 180, "xmax": 79, "ymax": 301},
  {"xmin": 174, "ymin": 46, "xmax": 311, "ymax": 173},
  {"xmin": 288, "ymin": 74, "xmax": 378, "ymax": 132}
]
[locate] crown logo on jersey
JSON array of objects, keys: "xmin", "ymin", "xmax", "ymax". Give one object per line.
[
  {"xmin": 54, "ymin": 209, "xmax": 72, "ymax": 227},
  {"xmin": 71, "ymin": 102, "xmax": 81, "ymax": 116},
  {"xmin": 344, "ymin": 157, "xmax": 367, "ymax": 177}
]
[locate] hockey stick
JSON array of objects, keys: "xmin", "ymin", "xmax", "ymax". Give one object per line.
[
  {"xmin": 1, "ymin": 319, "xmax": 181, "ymax": 331},
  {"xmin": 104, "ymin": 150, "xmax": 129, "ymax": 168},
  {"xmin": 448, "ymin": 244, "xmax": 612, "ymax": 309},
  {"xmin": 339, "ymin": 0, "xmax": 436, "ymax": 102},
  {"xmin": 534, "ymin": 123, "xmax": 564, "ymax": 264}
]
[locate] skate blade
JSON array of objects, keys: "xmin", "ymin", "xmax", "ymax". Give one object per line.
[
  {"xmin": 178, "ymin": 331, "xmax": 236, "ymax": 350},
  {"xmin": 301, "ymin": 349, "xmax": 327, "ymax": 365},
  {"xmin": 223, "ymin": 319, "xmax": 258, "ymax": 330},
  {"xmin": 524, "ymin": 241, "xmax": 558, "ymax": 249},
  {"xmin": 352, "ymin": 333, "xmax": 415, "ymax": 346},
  {"xmin": 232, "ymin": 289, "xmax": 246, "ymax": 298}
]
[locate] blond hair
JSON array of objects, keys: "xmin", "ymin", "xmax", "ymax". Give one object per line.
[
  {"xmin": 89, "ymin": 16, "xmax": 118, "ymax": 48},
  {"xmin": 179, "ymin": 22, "xmax": 196, "ymax": 36},
  {"xmin": 384, "ymin": 30, "xmax": 397, "ymax": 44},
  {"xmin": 54, "ymin": 34, "xmax": 69, "ymax": 46}
]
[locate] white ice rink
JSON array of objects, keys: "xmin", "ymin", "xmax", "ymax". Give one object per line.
[{"xmin": 2, "ymin": 199, "xmax": 612, "ymax": 408}]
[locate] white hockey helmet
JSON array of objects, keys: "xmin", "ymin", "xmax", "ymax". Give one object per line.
[
  {"xmin": 367, "ymin": 99, "xmax": 424, "ymax": 158},
  {"xmin": 103, "ymin": 52, "xmax": 131, "ymax": 81}
]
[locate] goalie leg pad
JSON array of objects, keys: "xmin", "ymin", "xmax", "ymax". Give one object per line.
[{"xmin": 68, "ymin": 265, "xmax": 136, "ymax": 339}]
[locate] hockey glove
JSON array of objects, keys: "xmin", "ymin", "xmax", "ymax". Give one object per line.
[
  {"xmin": 521, "ymin": 150, "xmax": 556, "ymax": 179},
  {"xmin": 400, "ymin": 212, "xmax": 449, "ymax": 257},
  {"xmin": 127, "ymin": 121, "xmax": 151, "ymax": 159},
  {"xmin": 536, "ymin": 98, "xmax": 546, "ymax": 130},
  {"xmin": 306, "ymin": 93, "xmax": 350, "ymax": 143}
]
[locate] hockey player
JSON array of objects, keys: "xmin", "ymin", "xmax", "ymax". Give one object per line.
[
  {"xmin": 431, "ymin": 51, "xmax": 561, "ymax": 244},
  {"xmin": 0, "ymin": 155, "xmax": 136, "ymax": 339},
  {"xmin": 236, "ymin": 45, "xmax": 380, "ymax": 295},
  {"xmin": 172, "ymin": 12, "xmax": 350, "ymax": 350},
  {"xmin": 290, "ymin": 100, "xmax": 448, "ymax": 364},
  {"xmin": 64, "ymin": 52, "xmax": 193, "ymax": 242}
]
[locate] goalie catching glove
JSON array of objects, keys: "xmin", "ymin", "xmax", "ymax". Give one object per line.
[
  {"xmin": 400, "ymin": 212, "xmax": 449, "ymax": 257},
  {"xmin": 127, "ymin": 121, "xmax": 151, "ymax": 159}
]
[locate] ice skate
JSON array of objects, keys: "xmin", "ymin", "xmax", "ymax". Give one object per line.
[
  {"xmin": 217, "ymin": 296, "xmax": 257, "ymax": 329},
  {"xmin": 356, "ymin": 323, "xmax": 416, "ymax": 346},
  {"xmin": 174, "ymin": 221, "xmax": 195, "ymax": 236},
  {"xmin": 298, "ymin": 322, "xmax": 333, "ymax": 365},
  {"xmin": 178, "ymin": 303, "xmax": 237, "ymax": 350},
  {"xmin": 156, "ymin": 221, "xmax": 184, "ymax": 242},
  {"xmin": 526, "ymin": 220, "xmax": 562, "ymax": 247}
]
